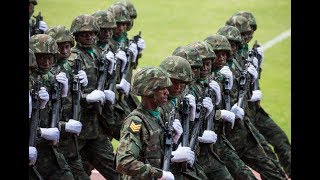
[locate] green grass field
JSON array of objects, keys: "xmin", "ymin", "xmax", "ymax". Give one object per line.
[{"xmin": 34, "ymin": 0, "xmax": 291, "ymax": 144}]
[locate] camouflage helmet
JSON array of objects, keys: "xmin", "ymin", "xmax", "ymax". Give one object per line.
[
  {"xmin": 204, "ymin": 34, "xmax": 231, "ymax": 54},
  {"xmin": 107, "ymin": 4, "xmax": 131, "ymax": 23},
  {"xmin": 172, "ymin": 46, "xmax": 202, "ymax": 68},
  {"xmin": 225, "ymin": 15, "xmax": 252, "ymax": 33},
  {"xmin": 29, "ymin": 48, "xmax": 37, "ymax": 68},
  {"xmin": 234, "ymin": 11, "xmax": 257, "ymax": 31},
  {"xmin": 29, "ymin": 0, "xmax": 37, "ymax": 5},
  {"xmin": 186, "ymin": 41, "xmax": 216, "ymax": 60},
  {"xmin": 216, "ymin": 25, "xmax": 242, "ymax": 44},
  {"xmin": 70, "ymin": 14, "xmax": 100, "ymax": 35},
  {"xmin": 131, "ymin": 66, "xmax": 172, "ymax": 96},
  {"xmin": 92, "ymin": 10, "xmax": 117, "ymax": 29},
  {"xmin": 114, "ymin": 0, "xmax": 137, "ymax": 19},
  {"xmin": 45, "ymin": 25, "xmax": 75, "ymax": 47},
  {"xmin": 29, "ymin": 34, "xmax": 58, "ymax": 54},
  {"xmin": 159, "ymin": 55, "xmax": 193, "ymax": 83}
]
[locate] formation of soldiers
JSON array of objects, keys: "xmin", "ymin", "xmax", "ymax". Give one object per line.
[{"xmin": 29, "ymin": 0, "xmax": 291, "ymax": 179}]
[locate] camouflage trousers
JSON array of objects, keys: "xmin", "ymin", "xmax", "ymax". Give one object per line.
[
  {"xmin": 110, "ymin": 99, "xmax": 132, "ymax": 141},
  {"xmin": 214, "ymin": 135, "xmax": 257, "ymax": 180},
  {"xmin": 252, "ymin": 107, "xmax": 291, "ymax": 177},
  {"xmin": 226, "ymin": 118, "xmax": 287, "ymax": 180},
  {"xmin": 78, "ymin": 133, "xmax": 120, "ymax": 180},
  {"xmin": 33, "ymin": 145, "xmax": 74, "ymax": 180},
  {"xmin": 170, "ymin": 161, "xmax": 208, "ymax": 180}
]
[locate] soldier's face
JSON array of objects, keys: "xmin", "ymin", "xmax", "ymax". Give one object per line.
[
  {"xmin": 35, "ymin": 53, "xmax": 55, "ymax": 73},
  {"xmin": 153, "ymin": 87, "xmax": 169, "ymax": 105},
  {"xmin": 192, "ymin": 67, "xmax": 200, "ymax": 80},
  {"xmin": 229, "ymin": 41, "xmax": 238, "ymax": 55},
  {"xmin": 168, "ymin": 78, "xmax": 186, "ymax": 97},
  {"xmin": 241, "ymin": 30, "xmax": 253, "ymax": 44},
  {"xmin": 98, "ymin": 28, "xmax": 114, "ymax": 43},
  {"xmin": 114, "ymin": 22, "xmax": 128, "ymax": 38},
  {"xmin": 57, "ymin": 42, "xmax": 72, "ymax": 59},
  {"xmin": 200, "ymin": 59, "xmax": 212, "ymax": 78},
  {"xmin": 76, "ymin": 31, "xmax": 96, "ymax": 45},
  {"xmin": 213, "ymin": 51, "xmax": 227, "ymax": 70}
]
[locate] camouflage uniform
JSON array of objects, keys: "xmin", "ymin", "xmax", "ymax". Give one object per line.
[
  {"xmin": 205, "ymin": 34, "xmax": 287, "ymax": 180},
  {"xmin": 70, "ymin": 14, "xmax": 119, "ymax": 179},
  {"xmin": 114, "ymin": 0, "xmax": 138, "ymax": 31},
  {"xmin": 159, "ymin": 55, "xmax": 208, "ymax": 180},
  {"xmin": 45, "ymin": 25, "xmax": 91, "ymax": 180},
  {"xmin": 108, "ymin": 4, "xmax": 139, "ymax": 141},
  {"xmin": 232, "ymin": 12, "xmax": 291, "ymax": 177},
  {"xmin": 29, "ymin": 34, "xmax": 74, "ymax": 180},
  {"xmin": 116, "ymin": 66, "xmax": 173, "ymax": 179}
]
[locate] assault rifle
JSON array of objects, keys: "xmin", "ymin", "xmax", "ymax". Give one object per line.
[
  {"xmin": 72, "ymin": 57, "xmax": 82, "ymax": 157},
  {"xmin": 237, "ymin": 57, "xmax": 252, "ymax": 109},
  {"xmin": 189, "ymin": 101, "xmax": 206, "ymax": 151},
  {"xmin": 50, "ymin": 77, "xmax": 62, "ymax": 145},
  {"xmin": 117, "ymin": 42, "xmax": 131, "ymax": 97},
  {"xmin": 32, "ymin": 12, "xmax": 43, "ymax": 35},
  {"xmin": 252, "ymin": 40, "xmax": 262, "ymax": 80},
  {"xmin": 222, "ymin": 76, "xmax": 231, "ymax": 135},
  {"xmin": 29, "ymin": 75, "xmax": 41, "ymax": 147},
  {"xmin": 162, "ymin": 107, "xmax": 176, "ymax": 171},
  {"xmin": 179, "ymin": 97, "xmax": 190, "ymax": 171},
  {"xmin": 204, "ymin": 83, "xmax": 217, "ymax": 131},
  {"xmin": 131, "ymin": 31, "xmax": 142, "ymax": 69},
  {"xmin": 96, "ymin": 50, "xmax": 110, "ymax": 114}
]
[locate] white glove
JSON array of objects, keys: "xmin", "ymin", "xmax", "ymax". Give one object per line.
[
  {"xmin": 219, "ymin": 66, "xmax": 233, "ymax": 90},
  {"xmin": 158, "ymin": 171, "xmax": 174, "ymax": 180},
  {"xmin": 29, "ymin": 91, "xmax": 32, "ymax": 118},
  {"xmin": 171, "ymin": 146, "xmax": 195, "ymax": 166},
  {"xmin": 257, "ymin": 46, "xmax": 264, "ymax": 62},
  {"xmin": 56, "ymin": 72, "xmax": 68, "ymax": 97},
  {"xmin": 252, "ymin": 57, "xmax": 259, "ymax": 69},
  {"xmin": 202, "ymin": 97, "xmax": 213, "ymax": 118},
  {"xmin": 172, "ymin": 119, "xmax": 183, "ymax": 144},
  {"xmin": 76, "ymin": 70, "xmax": 88, "ymax": 87},
  {"xmin": 249, "ymin": 90, "xmax": 262, "ymax": 102},
  {"xmin": 116, "ymin": 78, "xmax": 130, "ymax": 95},
  {"xmin": 198, "ymin": 130, "xmax": 217, "ymax": 144},
  {"xmin": 185, "ymin": 94, "xmax": 196, "ymax": 121},
  {"xmin": 104, "ymin": 90, "xmax": 115, "ymax": 105},
  {"xmin": 137, "ymin": 38, "xmax": 146, "ymax": 53},
  {"xmin": 39, "ymin": 21, "xmax": 47, "ymax": 32},
  {"xmin": 247, "ymin": 64, "xmax": 258, "ymax": 82},
  {"xmin": 40, "ymin": 127, "xmax": 60, "ymax": 141},
  {"xmin": 65, "ymin": 119, "xmax": 82, "ymax": 135},
  {"xmin": 230, "ymin": 104, "xmax": 244, "ymax": 120},
  {"xmin": 38, "ymin": 87, "xmax": 49, "ymax": 109},
  {"xmin": 105, "ymin": 51, "xmax": 115, "ymax": 74},
  {"xmin": 128, "ymin": 42, "xmax": 138, "ymax": 63},
  {"xmin": 115, "ymin": 50, "xmax": 128, "ymax": 72},
  {"xmin": 29, "ymin": 146, "xmax": 37, "ymax": 165},
  {"xmin": 209, "ymin": 80, "xmax": 221, "ymax": 105},
  {"xmin": 86, "ymin": 90, "xmax": 106, "ymax": 105},
  {"xmin": 220, "ymin": 110, "xmax": 235, "ymax": 129}
]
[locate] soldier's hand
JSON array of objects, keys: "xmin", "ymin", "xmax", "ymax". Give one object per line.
[
  {"xmin": 76, "ymin": 70, "xmax": 88, "ymax": 87},
  {"xmin": 252, "ymin": 57, "xmax": 259, "ymax": 69},
  {"xmin": 209, "ymin": 80, "xmax": 221, "ymax": 105},
  {"xmin": 104, "ymin": 90, "xmax": 115, "ymax": 105},
  {"xmin": 185, "ymin": 94, "xmax": 196, "ymax": 121},
  {"xmin": 86, "ymin": 90, "xmax": 106, "ymax": 105},
  {"xmin": 203, "ymin": 97, "xmax": 213, "ymax": 118},
  {"xmin": 65, "ymin": 119, "xmax": 82, "ymax": 136},
  {"xmin": 116, "ymin": 78, "xmax": 130, "ymax": 95},
  {"xmin": 105, "ymin": 51, "xmax": 115, "ymax": 74},
  {"xmin": 230, "ymin": 104, "xmax": 244, "ymax": 120},
  {"xmin": 39, "ymin": 21, "xmax": 47, "ymax": 32},
  {"xmin": 220, "ymin": 110, "xmax": 235, "ymax": 129},
  {"xmin": 137, "ymin": 38, "xmax": 146, "ymax": 53},
  {"xmin": 248, "ymin": 90, "xmax": 262, "ymax": 102},
  {"xmin": 29, "ymin": 146, "xmax": 37, "ymax": 165},
  {"xmin": 247, "ymin": 64, "xmax": 258, "ymax": 82},
  {"xmin": 172, "ymin": 119, "xmax": 183, "ymax": 144},
  {"xmin": 56, "ymin": 72, "xmax": 69, "ymax": 97},
  {"xmin": 38, "ymin": 87, "xmax": 49, "ymax": 109},
  {"xmin": 40, "ymin": 127, "xmax": 60, "ymax": 141},
  {"xmin": 171, "ymin": 146, "xmax": 195, "ymax": 166},
  {"xmin": 198, "ymin": 130, "xmax": 217, "ymax": 144},
  {"xmin": 115, "ymin": 50, "xmax": 127, "ymax": 72},
  {"xmin": 158, "ymin": 170, "xmax": 174, "ymax": 180},
  {"xmin": 128, "ymin": 42, "xmax": 138, "ymax": 62},
  {"xmin": 219, "ymin": 66, "xmax": 233, "ymax": 90}
]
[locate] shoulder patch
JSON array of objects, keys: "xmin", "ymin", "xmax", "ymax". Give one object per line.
[{"xmin": 129, "ymin": 120, "xmax": 142, "ymax": 133}]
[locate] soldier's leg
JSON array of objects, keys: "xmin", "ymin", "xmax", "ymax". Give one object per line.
[
  {"xmin": 255, "ymin": 108, "xmax": 291, "ymax": 177},
  {"xmin": 80, "ymin": 134, "xmax": 119, "ymax": 180},
  {"xmin": 36, "ymin": 145, "xmax": 74, "ymax": 180},
  {"xmin": 67, "ymin": 155, "xmax": 91, "ymax": 180},
  {"xmin": 241, "ymin": 138, "xmax": 287, "ymax": 180},
  {"xmin": 216, "ymin": 136, "xmax": 257, "ymax": 180}
]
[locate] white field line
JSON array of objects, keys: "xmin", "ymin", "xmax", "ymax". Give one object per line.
[{"xmin": 262, "ymin": 28, "xmax": 291, "ymax": 51}]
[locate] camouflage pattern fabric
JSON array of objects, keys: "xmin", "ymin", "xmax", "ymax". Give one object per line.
[
  {"xmin": 225, "ymin": 15, "xmax": 252, "ymax": 33},
  {"xmin": 92, "ymin": 9, "xmax": 117, "ymax": 29},
  {"xmin": 107, "ymin": 3, "xmax": 131, "ymax": 23},
  {"xmin": 233, "ymin": 11, "xmax": 257, "ymax": 31},
  {"xmin": 29, "ymin": 34, "xmax": 58, "ymax": 55},
  {"xmin": 217, "ymin": 25, "xmax": 242, "ymax": 45},
  {"xmin": 46, "ymin": 25, "xmax": 75, "ymax": 47},
  {"xmin": 70, "ymin": 14, "xmax": 100, "ymax": 35}
]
